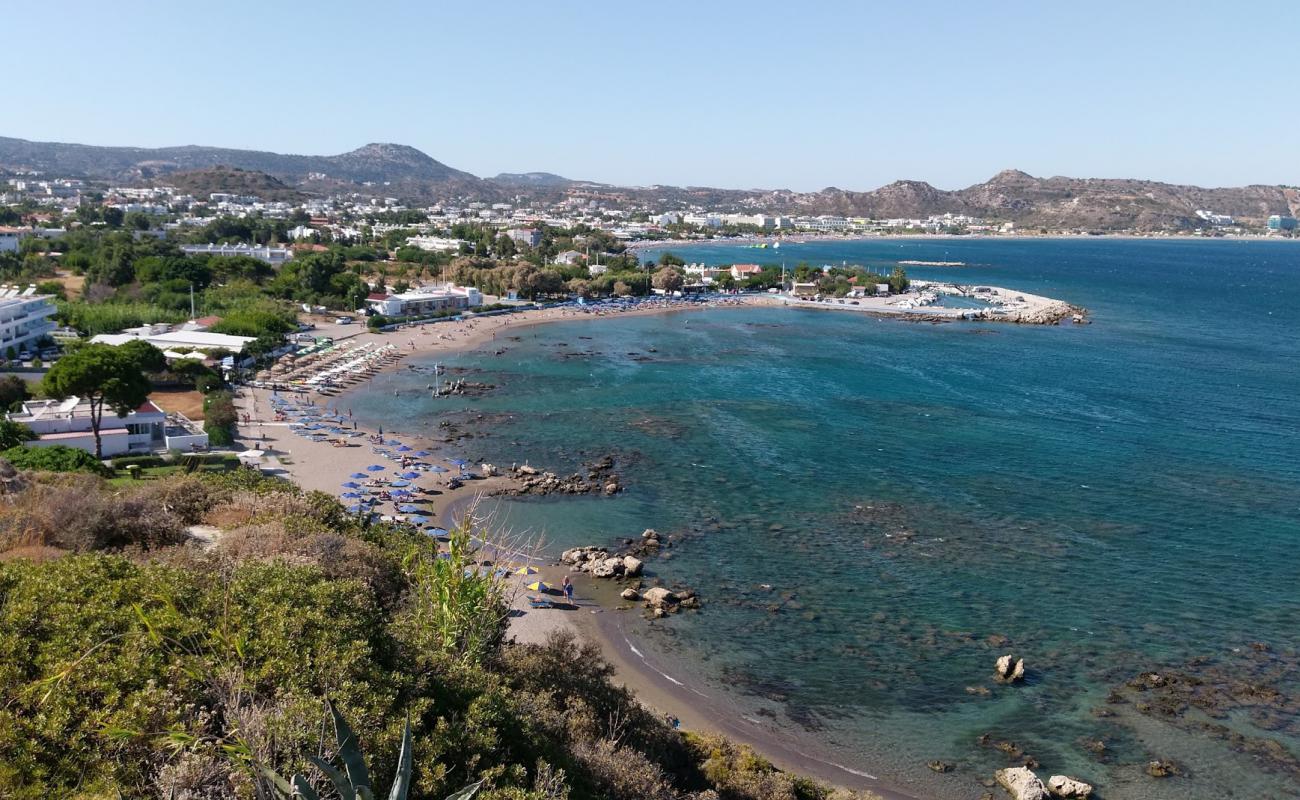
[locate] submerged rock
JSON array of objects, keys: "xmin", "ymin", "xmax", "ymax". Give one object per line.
[
  {"xmin": 995, "ymin": 766, "xmax": 1047, "ymax": 800},
  {"xmin": 1146, "ymin": 759, "xmax": 1180, "ymax": 778}
]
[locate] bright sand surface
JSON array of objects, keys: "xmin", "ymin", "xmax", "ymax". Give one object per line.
[{"xmin": 231, "ymin": 297, "xmax": 911, "ymax": 799}]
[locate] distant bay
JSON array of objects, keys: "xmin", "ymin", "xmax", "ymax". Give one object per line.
[{"xmin": 351, "ymin": 239, "xmax": 1300, "ymax": 799}]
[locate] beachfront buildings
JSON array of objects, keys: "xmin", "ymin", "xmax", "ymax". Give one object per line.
[
  {"xmin": 179, "ymin": 243, "xmax": 295, "ymax": 265},
  {"xmin": 364, "ymin": 284, "xmax": 484, "ymax": 318},
  {"xmin": 730, "ymin": 264, "xmax": 763, "ymax": 280},
  {"xmin": 0, "ymin": 289, "xmax": 57, "ymax": 355},
  {"xmin": 90, "ymin": 324, "xmax": 257, "ymax": 359},
  {"xmin": 1268, "ymin": 215, "xmax": 1298, "ymax": 232},
  {"xmin": 6, "ymin": 397, "xmax": 208, "ymax": 456}
]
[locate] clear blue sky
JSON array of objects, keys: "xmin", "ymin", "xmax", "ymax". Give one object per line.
[{"xmin": 4, "ymin": 0, "xmax": 1295, "ymax": 191}]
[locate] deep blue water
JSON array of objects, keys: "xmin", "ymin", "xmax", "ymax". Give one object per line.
[{"xmin": 351, "ymin": 239, "xmax": 1300, "ymax": 799}]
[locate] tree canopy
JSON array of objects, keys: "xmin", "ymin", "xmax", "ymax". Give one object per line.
[{"xmin": 42, "ymin": 344, "xmax": 154, "ymax": 459}]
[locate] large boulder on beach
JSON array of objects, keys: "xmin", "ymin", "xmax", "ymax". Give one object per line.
[
  {"xmin": 642, "ymin": 587, "xmax": 677, "ymax": 608},
  {"xmin": 620, "ymin": 588, "xmax": 640, "ymax": 601},
  {"xmin": 591, "ymin": 557, "xmax": 624, "ymax": 578},
  {"xmin": 517, "ymin": 464, "xmax": 539, "ymax": 475},
  {"xmin": 1046, "ymin": 775, "xmax": 1093, "ymax": 799},
  {"xmin": 995, "ymin": 654, "xmax": 1026, "ymax": 683},
  {"xmin": 995, "ymin": 767, "xmax": 1047, "ymax": 800},
  {"xmin": 622, "ymin": 556, "xmax": 644, "ymax": 577}
]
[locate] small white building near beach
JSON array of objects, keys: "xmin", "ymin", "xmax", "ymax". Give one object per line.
[{"xmin": 7, "ymin": 397, "xmax": 208, "ymax": 456}]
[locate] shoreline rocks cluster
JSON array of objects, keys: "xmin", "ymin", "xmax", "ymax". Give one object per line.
[
  {"xmin": 560, "ymin": 529, "xmax": 700, "ymax": 617},
  {"xmin": 995, "ymin": 766, "xmax": 1093, "ymax": 800},
  {"xmin": 506, "ymin": 454, "xmax": 624, "ymax": 496}
]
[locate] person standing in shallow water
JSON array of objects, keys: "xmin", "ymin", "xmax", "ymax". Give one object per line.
[{"xmin": 562, "ymin": 575, "xmax": 574, "ymax": 605}]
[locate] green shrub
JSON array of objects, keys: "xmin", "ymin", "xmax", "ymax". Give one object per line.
[{"xmin": 2, "ymin": 444, "xmax": 111, "ymax": 476}]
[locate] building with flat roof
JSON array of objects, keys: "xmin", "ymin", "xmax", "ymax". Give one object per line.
[
  {"xmin": 180, "ymin": 243, "xmax": 294, "ymax": 265},
  {"xmin": 0, "ymin": 288, "xmax": 57, "ymax": 354},
  {"xmin": 7, "ymin": 396, "xmax": 208, "ymax": 456},
  {"xmin": 505, "ymin": 228, "xmax": 542, "ymax": 248},
  {"xmin": 1267, "ymin": 215, "xmax": 1298, "ymax": 232},
  {"xmin": 364, "ymin": 285, "xmax": 484, "ymax": 318},
  {"xmin": 90, "ymin": 324, "xmax": 256, "ymax": 356}
]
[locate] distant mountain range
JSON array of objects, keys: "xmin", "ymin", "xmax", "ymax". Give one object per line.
[{"xmin": 1, "ymin": 135, "xmax": 1296, "ymax": 230}]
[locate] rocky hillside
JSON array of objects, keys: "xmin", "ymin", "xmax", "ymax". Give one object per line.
[
  {"xmin": 0, "ymin": 136, "xmax": 478, "ymax": 190},
  {"xmin": 163, "ymin": 166, "xmax": 308, "ymax": 202},
  {"xmin": 2, "ymin": 134, "xmax": 1295, "ymax": 230}
]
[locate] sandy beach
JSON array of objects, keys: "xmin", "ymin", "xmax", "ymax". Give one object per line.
[{"xmin": 229, "ymin": 296, "xmax": 923, "ymax": 799}]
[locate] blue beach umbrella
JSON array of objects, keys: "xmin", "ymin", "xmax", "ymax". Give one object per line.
[
  {"xmin": 427, "ymin": 527, "xmax": 449, "ymax": 537},
  {"xmin": 349, "ymin": 472, "xmax": 368, "ymax": 479},
  {"xmin": 341, "ymin": 481, "xmax": 361, "ymax": 489},
  {"xmin": 389, "ymin": 479, "xmax": 411, "ymax": 488},
  {"xmin": 397, "ymin": 504, "xmax": 421, "ymax": 513},
  {"xmin": 385, "ymin": 439, "xmax": 401, "ymax": 446},
  {"xmin": 414, "ymin": 450, "xmax": 431, "ymax": 457},
  {"xmin": 346, "ymin": 504, "xmax": 369, "ymax": 513},
  {"xmin": 397, "ymin": 444, "xmax": 413, "ymax": 452},
  {"xmin": 399, "ymin": 471, "xmax": 421, "ymax": 480},
  {"xmin": 366, "ymin": 464, "xmax": 386, "ymax": 472},
  {"xmin": 428, "ymin": 465, "xmax": 449, "ymax": 473},
  {"xmin": 340, "ymin": 492, "xmax": 362, "ymax": 499},
  {"xmin": 407, "ymin": 515, "xmax": 431, "ymax": 525}
]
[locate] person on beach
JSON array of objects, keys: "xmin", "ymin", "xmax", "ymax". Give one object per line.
[{"xmin": 562, "ymin": 575, "xmax": 574, "ymax": 605}]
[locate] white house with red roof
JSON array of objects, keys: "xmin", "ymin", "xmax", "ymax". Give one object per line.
[
  {"xmin": 730, "ymin": 263, "xmax": 764, "ymax": 280},
  {"xmin": 6, "ymin": 397, "xmax": 208, "ymax": 456}
]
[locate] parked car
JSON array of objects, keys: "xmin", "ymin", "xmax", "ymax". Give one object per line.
[{"xmin": 334, "ymin": 316, "xmax": 354, "ymax": 325}]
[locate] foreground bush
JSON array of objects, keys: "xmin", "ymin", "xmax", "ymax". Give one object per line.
[
  {"xmin": 2, "ymin": 444, "xmax": 111, "ymax": 475},
  {"xmin": 0, "ymin": 473, "xmax": 880, "ymax": 800}
]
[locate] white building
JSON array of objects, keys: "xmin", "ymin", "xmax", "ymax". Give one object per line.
[
  {"xmin": 364, "ymin": 285, "xmax": 484, "ymax": 318},
  {"xmin": 505, "ymin": 228, "xmax": 542, "ymax": 248},
  {"xmin": 0, "ymin": 288, "xmax": 57, "ymax": 355},
  {"xmin": 405, "ymin": 235, "xmax": 465, "ymax": 252},
  {"xmin": 180, "ymin": 243, "xmax": 294, "ymax": 265},
  {"xmin": 7, "ymin": 396, "xmax": 208, "ymax": 456},
  {"xmin": 90, "ymin": 325, "xmax": 256, "ymax": 356}
]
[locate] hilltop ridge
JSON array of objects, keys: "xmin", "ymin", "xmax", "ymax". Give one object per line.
[{"xmin": 1, "ymin": 135, "xmax": 1297, "ymax": 230}]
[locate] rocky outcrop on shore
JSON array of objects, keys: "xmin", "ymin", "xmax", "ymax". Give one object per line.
[
  {"xmin": 995, "ymin": 766, "xmax": 1047, "ymax": 800},
  {"xmin": 505, "ymin": 454, "xmax": 624, "ymax": 496},
  {"xmin": 560, "ymin": 528, "xmax": 700, "ymax": 617}
]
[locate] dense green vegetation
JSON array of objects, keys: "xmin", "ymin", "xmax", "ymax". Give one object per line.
[
  {"xmin": 2, "ymin": 443, "xmax": 112, "ymax": 475},
  {"xmin": 0, "ymin": 467, "xmax": 876, "ymax": 800}
]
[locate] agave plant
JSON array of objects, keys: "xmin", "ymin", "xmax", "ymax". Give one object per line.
[{"xmin": 259, "ymin": 698, "xmax": 482, "ymax": 800}]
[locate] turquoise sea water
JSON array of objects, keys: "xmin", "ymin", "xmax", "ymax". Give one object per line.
[{"xmin": 351, "ymin": 239, "xmax": 1300, "ymax": 799}]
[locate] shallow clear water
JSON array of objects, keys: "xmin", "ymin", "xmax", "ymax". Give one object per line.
[{"xmin": 350, "ymin": 239, "xmax": 1300, "ymax": 798}]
